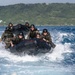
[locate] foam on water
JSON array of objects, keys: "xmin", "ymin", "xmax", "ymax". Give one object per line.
[
  {"xmin": 46, "ymin": 43, "xmax": 72, "ymax": 62},
  {"xmin": 0, "ymin": 43, "xmax": 40, "ymax": 63},
  {"xmin": 0, "ymin": 32, "xmax": 73, "ymax": 63},
  {"xmin": 0, "ymin": 29, "xmax": 75, "ymax": 75}
]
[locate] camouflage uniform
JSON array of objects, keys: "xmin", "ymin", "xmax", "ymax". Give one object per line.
[
  {"xmin": 1, "ymin": 30, "xmax": 14, "ymax": 49},
  {"xmin": 41, "ymin": 29, "xmax": 56, "ymax": 48},
  {"xmin": 28, "ymin": 24, "xmax": 39, "ymax": 39},
  {"xmin": 28, "ymin": 30, "xmax": 37, "ymax": 39},
  {"xmin": 11, "ymin": 32, "xmax": 25, "ymax": 46},
  {"xmin": 41, "ymin": 32, "xmax": 52, "ymax": 43}
]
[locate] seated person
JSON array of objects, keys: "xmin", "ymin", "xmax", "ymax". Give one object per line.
[
  {"xmin": 10, "ymin": 32, "xmax": 25, "ymax": 47},
  {"xmin": 7, "ymin": 22, "xmax": 14, "ymax": 31},
  {"xmin": 28, "ymin": 24, "xmax": 39, "ymax": 39},
  {"xmin": 1, "ymin": 27, "xmax": 14, "ymax": 48},
  {"xmin": 33, "ymin": 32, "xmax": 51, "ymax": 49},
  {"xmin": 8, "ymin": 22, "xmax": 13, "ymax": 27},
  {"xmin": 36, "ymin": 33, "xmax": 41, "ymax": 39},
  {"xmin": 41, "ymin": 29, "xmax": 56, "ymax": 48},
  {"xmin": 25, "ymin": 22, "xmax": 30, "ymax": 29}
]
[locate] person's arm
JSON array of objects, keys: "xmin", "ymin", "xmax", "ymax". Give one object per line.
[
  {"xmin": 1, "ymin": 32, "xmax": 5, "ymax": 41},
  {"xmin": 10, "ymin": 41, "xmax": 14, "ymax": 47},
  {"xmin": 26, "ymin": 31, "xmax": 30, "ymax": 39},
  {"xmin": 0, "ymin": 38, "xmax": 1, "ymax": 42}
]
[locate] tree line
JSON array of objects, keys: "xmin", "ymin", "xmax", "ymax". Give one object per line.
[{"xmin": 0, "ymin": 3, "xmax": 75, "ymax": 25}]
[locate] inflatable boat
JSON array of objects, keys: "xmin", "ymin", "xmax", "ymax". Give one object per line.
[
  {"xmin": 9, "ymin": 38, "xmax": 51, "ymax": 55},
  {"xmin": 2, "ymin": 24, "xmax": 53, "ymax": 55}
]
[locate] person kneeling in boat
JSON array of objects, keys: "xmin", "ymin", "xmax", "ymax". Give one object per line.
[
  {"xmin": 34, "ymin": 32, "xmax": 51, "ymax": 50},
  {"xmin": 25, "ymin": 22, "xmax": 30, "ymax": 29},
  {"xmin": 10, "ymin": 32, "xmax": 25, "ymax": 47},
  {"xmin": 8, "ymin": 23, "xmax": 14, "ymax": 31},
  {"xmin": 1, "ymin": 27, "xmax": 14, "ymax": 49},
  {"xmin": 41, "ymin": 29, "xmax": 56, "ymax": 48},
  {"xmin": 27, "ymin": 24, "xmax": 39, "ymax": 39}
]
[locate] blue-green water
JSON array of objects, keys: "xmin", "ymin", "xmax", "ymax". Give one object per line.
[{"xmin": 0, "ymin": 26, "xmax": 75, "ymax": 75}]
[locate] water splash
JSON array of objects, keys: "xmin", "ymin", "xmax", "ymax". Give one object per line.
[
  {"xmin": 0, "ymin": 26, "xmax": 75, "ymax": 75},
  {"xmin": 0, "ymin": 31, "xmax": 73, "ymax": 63}
]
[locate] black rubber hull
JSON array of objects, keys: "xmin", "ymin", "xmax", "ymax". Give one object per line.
[{"xmin": 9, "ymin": 39, "xmax": 51, "ymax": 55}]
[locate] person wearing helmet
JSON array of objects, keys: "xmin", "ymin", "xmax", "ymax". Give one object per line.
[
  {"xmin": 7, "ymin": 22, "xmax": 14, "ymax": 32},
  {"xmin": 28, "ymin": 24, "xmax": 39, "ymax": 39},
  {"xmin": 41, "ymin": 29, "xmax": 56, "ymax": 48},
  {"xmin": 25, "ymin": 22, "xmax": 30, "ymax": 29},
  {"xmin": 1, "ymin": 27, "xmax": 13, "ymax": 40},
  {"xmin": 35, "ymin": 33, "xmax": 41, "ymax": 39},
  {"xmin": 17, "ymin": 32, "xmax": 25, "ymax": 42},
  {"xmin": 10, "ymin": 32, "xmax": 25, "ymax": 47},
  {"xmin": 1, "ymin": 27, "xmax": 14, "ymax": 48}
]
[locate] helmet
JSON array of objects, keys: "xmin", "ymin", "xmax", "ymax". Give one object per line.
[
  {"xmin": 30, "ymin": 24, "xmax": 35, "ymax": 28},
  {"xmin": 8, "ymin": 22, "xmax": 13, "ymax": 27},
  {"xmin": 18, "ymin": 32, "xmax": 24, "ymax": 39},
  {"xmin": 25, "ymin": 22, "xmax": 29, "ymax": 25},
  {"xmin": 18, "ymin": 32, "xmax": 24, "ymax": 36},
  {"xmin": 43, "ymin": 29, "xmax": 48, "ymax": 33}
]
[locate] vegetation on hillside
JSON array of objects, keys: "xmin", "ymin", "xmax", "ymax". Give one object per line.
[{"xmin": 0, "ymin": 3, "xmax": 75, "ymax": 25}]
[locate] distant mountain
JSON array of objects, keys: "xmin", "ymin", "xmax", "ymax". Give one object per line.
[{"xmin": 0, "ymin": 3, "xmax": 75, "ymax": 25}]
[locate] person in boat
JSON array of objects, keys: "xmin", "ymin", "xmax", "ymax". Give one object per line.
[
  {"xmin": 28, "ymin": 24, "xmax": 39, "ymax": 39},
  {"xmin": 33, "ymin": 32, "xmax": 51, "ymax": 50},
  {"xmin": 41, "ymin": 29, "xmax": 56, "ymax": 48},
  {"xmin": 7, "ymin": 22, "xmax": 14, "ymax": 32},
  {"xmin": 36, "ymin": 33, "xmax": 41, "ymax": 39},
  {"xmin": 25, "ymin": 22, "xmax": 30, "ymax": 29},
  {"xmin": 10, "ymin": 32, "xmax": 25, "ymax": 47},
  {"xmin": 1, "ymin": 27, "xmax": 14, "ymax": 48}
]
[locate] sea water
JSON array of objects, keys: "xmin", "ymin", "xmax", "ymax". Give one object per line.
[{"xmin": 0, "ymin": 26, "xmax": 75, "ymax": 75}]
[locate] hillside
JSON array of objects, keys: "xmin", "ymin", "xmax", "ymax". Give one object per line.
[{"xmin": 0, "ymin": 3, "xmax": 75, "ymax": 25}]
